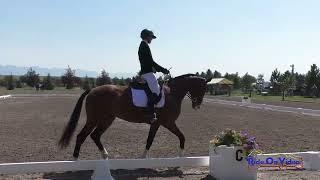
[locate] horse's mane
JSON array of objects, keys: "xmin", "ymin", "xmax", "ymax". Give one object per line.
[
  {"xmin": 167, "ymin": 74, "xmax": 205, "ymax": 87},
  {"xmin": 170, "ymin": 74, "xmax": 204, "ymax": 81}
]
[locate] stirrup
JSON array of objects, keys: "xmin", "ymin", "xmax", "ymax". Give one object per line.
[{"xmin": 150, "ymin": 113, "xmax": 158, "ymax": 124}]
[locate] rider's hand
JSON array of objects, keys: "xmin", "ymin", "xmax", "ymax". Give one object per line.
[{"xmin": 162, "ymin": 68, "xmax": 170, "ymax": 75}]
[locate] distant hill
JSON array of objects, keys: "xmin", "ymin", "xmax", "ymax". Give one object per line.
[{"xmin": 0, "ymin": 65, "xmax": 135, "ymax": 78}]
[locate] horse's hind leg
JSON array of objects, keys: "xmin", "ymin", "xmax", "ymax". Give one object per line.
[
  {"xmin": 90, "ymin": 116, "xmax": 115, "ymax": 159},
  {"xmin": 162, "ymin": 123, "xmax": 185, "ymax": 157},
  {"xmin": 73, "ymin": 122, "xmax": 95, "ymax": 159}
]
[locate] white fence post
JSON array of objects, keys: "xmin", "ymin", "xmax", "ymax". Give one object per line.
[{"xmin": 91, "ymin": 160, "xmax": 113, "ymax": 180}]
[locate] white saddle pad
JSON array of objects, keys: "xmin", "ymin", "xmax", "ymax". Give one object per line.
[{"xmin": 131, "ymin": 88, "xmax": 165, "ymax": 108}]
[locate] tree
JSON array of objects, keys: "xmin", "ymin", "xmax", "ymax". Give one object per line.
[
  {"xmin": 61, "ymin": 66, "xmax": 76, "ymax": 89},
  {"xmin": 89, "ymin": 77, "xmax": 96, "ymax": 88},
  {"xmin": 43, "ymin": 73, "xmax": 54, "ymax": 90},
  {"xmin": 224, "ymin": 72, "xmax": 241, "ymax": 89},
  {"xmin": 241, "ymin": 73, "xmax": 256, "ymax": 93},
  {"xmin": 5, "ymin": 74, "xmax": 15, "ymax": 90},
  {"xmin": 195, "ymin": 72, "xmax": 200, "ymax": 76},
  {"xmin": 278, "ymin": 71, "xmax": 292, "ymax": 100},
  {"xmin": 96, "ymin": 69, "xmax": 112, "ymax": 86},
  {"xmin": 213, "ymin": 70, "xmax": 222, "ymax": 78},
  {"xmin": 82, "ymin": 75, "xmax": 91, "ymax": 90},
  {"xmin": 270, "ymin": 68, "xmax": 281, "ymax": 95},
  {"xmin": 305, "ymin": 64, "xmax": 319, "ymax": 97},
  {"xmin": 256, "ymin": 74, "xmax": 265, "ymax": 93},
  {"xmin": 206, "ymin": 69, "xmax": 214, "ymax": 80},
  {"xmin": 24, "ymin": 68, "xmax": 40, "ymax": 87},
  {"xmin": 270, "ymin": 68, "xmax": 281, "ymax": 85},
  {"xmin": 16, "ymin": 80, "xmax": 22, "ymax": 88},
  {"xmin": 294, "ymin": 73, "xmax": 306, "ymax": 96},
  {"xmin": 200, "ymin": 72, "xmax": 206, "ymax": 78},
  {"xmin": 112, "ymin": 77, "xmax": 119, "ymax": 85}
]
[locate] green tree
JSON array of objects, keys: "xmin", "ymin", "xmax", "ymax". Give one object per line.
[
  {"xmin": 96, "ymin": 69, "xmax": 112, "ymax": 86},
  {"xmin": 270, "ymin": 68, "xmax": 281, "ymax": 94},
  {"xmin": 5, "ymin": 74, "xmax": 15, "ymax": 90},
  {"xmin": 16, "ymin": 80, "xmax": 22, "ymax": 88},
  {"xmin": 256, "ymin": 74, "xmax": 265, "ymax": 93},
  {"xmin": 24, "ymin": 68, "xmax": 40, "ymax": 87},
  {"xmin": 112, "ymin": 77, "xmax": 120, "ymax": 85},
  {"xmin": 241, "ymin": 73, "xmax": 256, "ymax": 93},
  {"xmin": 43, "ymin": 73, "xmax": 54, "ymax": 90},
  {"xmin": 224, "ymin": 72, "xmax": 241, "ymax": 89},
  {"xmin": 206, "ymin": 69, "xmax": 214, "ymax": 80},
  {"xmin": 294, "ymin": 73, "xmax": 306, "ymax": 96},
  {"xmin": 61, "ymin": 66, "xmax": 76, "ymax": 89},
  {"xmin": 213, "ymin": 70, "xmax": 222, "ymax": 78},
  {"xmin": 270, "ymin": 68, "xmax": 281, "ymax": 84},
  {"xmin": 200, "ymin": 72, "xmax": 206, "ymax": 78},
  {"xmin": 305, "ymin": 64, "xmax": 319, "ymax": 97},
  {"xmin": 82, "ymin": 75, "xmax": 91, "ymax": 90},
  {"xmin": 278, "ymin": 71, "xmax": 292, "ymax": 100}
]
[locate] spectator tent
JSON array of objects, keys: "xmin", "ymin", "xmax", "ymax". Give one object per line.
[{"xmin": 207, "ymin": 78, "xmax": 234, "ymax": 95}]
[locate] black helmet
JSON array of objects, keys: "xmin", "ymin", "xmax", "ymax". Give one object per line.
[{"xmin": 140, "ymin": 29, "xmax": 157, "ymax": 39}]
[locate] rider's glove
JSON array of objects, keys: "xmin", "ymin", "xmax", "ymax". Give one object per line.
[{"xmin": 162, "ymin": 68, "xmax": 170, "ymax": 75}]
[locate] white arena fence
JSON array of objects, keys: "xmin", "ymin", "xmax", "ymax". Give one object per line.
[
  {"xmin": 0, "ymin": 95, "xmax": 12, "ymax": 100},
  {"xmin": 204, "ymin": 98, "xmax": 320, "ymax": 117},
  {"xmin": 1, "ymin": 151, "xmax": 320, "ymax": 180}
]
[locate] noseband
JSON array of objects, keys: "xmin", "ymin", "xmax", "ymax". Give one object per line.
[{"xmin": 186, "ymin": 91, "xmax": 197, "ymax": 103}]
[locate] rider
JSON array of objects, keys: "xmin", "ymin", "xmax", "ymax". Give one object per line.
[{"xmin": 138, "ymin": 29, "xmax": 170, "ymax": 123}]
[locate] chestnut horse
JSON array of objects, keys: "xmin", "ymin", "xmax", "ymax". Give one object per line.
[{"xmin": 59, "ymin": 74, "xmax": 211, "ymax": 159}]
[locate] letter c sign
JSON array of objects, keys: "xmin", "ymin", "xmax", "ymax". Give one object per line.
[{"xmin": 236, "ymin": 149, "xmax": 243, "ymax": 161}]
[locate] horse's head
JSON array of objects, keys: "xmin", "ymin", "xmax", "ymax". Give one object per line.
[{"xmin": 168, "ymin": 74, "xmax": 212, "ymax": 110}]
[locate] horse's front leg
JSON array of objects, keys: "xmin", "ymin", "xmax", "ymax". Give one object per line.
[{"xmin": 141, "ymin": 122, "xmax": 160, "ymax": 158}]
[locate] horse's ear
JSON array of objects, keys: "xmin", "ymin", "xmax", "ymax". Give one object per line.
[{"xmin": 206, "ymin": 77, "xmax": 212, "ymax": 83}]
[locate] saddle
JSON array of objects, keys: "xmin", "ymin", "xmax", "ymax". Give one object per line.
[{"xmin": 129, "ymin": 77, "xmax": 165, "ymax": 108}]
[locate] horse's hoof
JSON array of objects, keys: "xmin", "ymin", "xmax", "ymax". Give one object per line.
[
  {"xmin": 141, "ymin": 150, "xmax": 149, "ymax": 159},
  {"xmin": 73, "ymin": 157, "xmax": 78, "ymax": 161},
  {"xmin": 178, "ymin": 149, "xmax": 184, "ymax": 157},
  {"xmin": 102, "ymin": 153, "xmax": 109, "ymax": 159}
]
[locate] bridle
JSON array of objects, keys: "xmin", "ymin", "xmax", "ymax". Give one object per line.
[
  {"xmin": 186, "ymin": 91, "xmax": 197, "ymax": 103},
  {"xmin": 160, "ymin": 69, "xmax": 198, "ymax": 104}
]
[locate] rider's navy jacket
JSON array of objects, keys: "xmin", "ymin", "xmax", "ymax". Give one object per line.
[{"xmin": 138, "ymin": 41, "xmax": 166, "ymax": 75}]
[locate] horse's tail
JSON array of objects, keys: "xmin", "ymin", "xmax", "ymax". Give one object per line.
[{"xmin": 58, "ymin": 89, "xmax": 91, "ymax": 149}]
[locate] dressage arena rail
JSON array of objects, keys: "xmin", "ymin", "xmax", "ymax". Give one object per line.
[
  {"xmin": 203, "ymin": 98, "xmax": 320, "ymax": 117},
  {"xmin": 0, "ymin": 157, "xmax": 209, "ymax": 180},
  {"xmin": 1, "ymin": 152, "xmax": 320, "ymax": 179},
  {"xmin": 0, "ymin": 95, "xmax": 12, "ymax": 99}
]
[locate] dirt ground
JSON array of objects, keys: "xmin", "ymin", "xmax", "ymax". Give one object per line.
[{"xmin": 1, "ymin": 95, "xmax": 320, "ymax": 179}]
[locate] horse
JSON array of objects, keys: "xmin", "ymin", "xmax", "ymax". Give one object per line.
[{"xmin": 58, "ymin": 74, "xmax": 212, "ymax": 159}]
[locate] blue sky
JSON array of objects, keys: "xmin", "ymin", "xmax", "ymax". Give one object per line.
[{"xmin": 1, "ymin": 0, "xmax": 320, "ymax": 79}]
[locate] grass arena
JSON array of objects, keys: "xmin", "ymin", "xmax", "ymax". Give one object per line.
[{"xmin": 1, "ymin": 94, "xmax": 320, "ymax": 179}]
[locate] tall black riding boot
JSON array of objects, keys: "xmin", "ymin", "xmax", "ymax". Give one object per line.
[{"xmin": 145, "ymin": 93, "xmax": 158, "ymax": 123}]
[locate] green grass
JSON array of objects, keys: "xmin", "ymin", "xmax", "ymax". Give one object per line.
[
  {"xmin": 0, "ymin": 87, "xmax": 83, "ymax": 96},
  {"xmin": 229, "ymin": 90, "xmax": 320, "ymax": 103}
]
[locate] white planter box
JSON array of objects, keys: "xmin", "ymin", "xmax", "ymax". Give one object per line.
[
  {"xmin": 210, "ymin": 145, "xmax": 257, "ymax": 180},
  {"xmin": 242, "ymin": 97, "xmax": 251, "ymax": 103}
]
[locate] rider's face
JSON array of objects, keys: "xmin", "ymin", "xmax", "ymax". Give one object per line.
[{"xmin": 146, "ymin": 36, "xmax": 153, "ymax": 44}]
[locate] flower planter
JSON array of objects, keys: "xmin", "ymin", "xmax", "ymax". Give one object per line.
[
  {"xmin": 242, "ymin": 96, "xmax": 251, "ymax": 103},
  {"xmin": 209, "ymin": 145, "xmax": 257, "ymax": 180}
]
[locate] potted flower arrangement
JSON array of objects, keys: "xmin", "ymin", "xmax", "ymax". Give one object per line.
[
  {"xmin": 209, "ymin": 129, "xmax": 260, "ymax": 180},
  {"xmin": 242, "ymin": 96, "xmax": 251, "ymax": 103}
]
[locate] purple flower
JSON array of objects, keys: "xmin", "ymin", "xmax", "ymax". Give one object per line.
[
  {"xmin": 248, "ymin": 137, "xmax": 256, "ymax": 143},
  {"xmin": 240, "ymin": 130, "xmax": 248, "ymax": 137}
]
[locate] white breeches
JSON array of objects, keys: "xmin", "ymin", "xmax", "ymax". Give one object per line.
[{"xmin": 141, "ymin": 72, "xmax": 160, "ymax": 95}]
